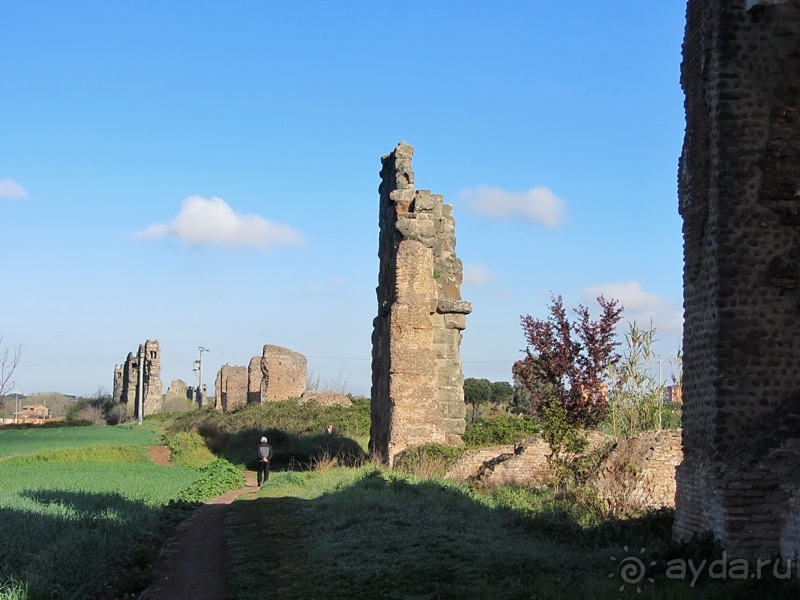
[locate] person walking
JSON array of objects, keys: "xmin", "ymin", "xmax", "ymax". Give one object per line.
[{"xmin": 256, "ymin": 436, "xmax": 273, "ymax": 486}]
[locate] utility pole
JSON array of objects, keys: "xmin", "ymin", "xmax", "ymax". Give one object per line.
[
  {"xmin": 194, "ymin": 347, "xmax": 208, "ymax": 407},
  {"xmin": 137, "ymin": 344, "xmax": 144, "ymax": 426}
]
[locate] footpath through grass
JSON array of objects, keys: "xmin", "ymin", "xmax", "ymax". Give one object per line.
[
  {"xmin": 226, "ymin": 467, "xmax": 800, "ymax": 600},
  {"xmin": 0, "ymin": 421, "xmax": 242, "ymax": 600}
]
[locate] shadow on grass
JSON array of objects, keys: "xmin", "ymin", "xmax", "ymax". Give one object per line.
[
  {"xmin": 226, "ymin": 469, "xmax": 800, "ymax": 600},
  {"xmin": 201, "ymin": 424, "xmax": 369, "ymax": 471},
  {"xmin": 2, "ymin": 488, "xmax": 165, "ymax": 599}
]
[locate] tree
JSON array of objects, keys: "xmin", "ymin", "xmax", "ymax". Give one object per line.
[
  {"xmin": 490, "ymin": 380, "xmax": 513, "ymax": 406},
  {"xmin": 463, "ymin": 377, "xmax": 492, "ymax": 423},
  {"xmin": 0, "ymin": 337, "xmax": 23, "ymax": 410},
  {"xmin": 512, "ymin": 294, "xmax": 623, "ymax": 428}
]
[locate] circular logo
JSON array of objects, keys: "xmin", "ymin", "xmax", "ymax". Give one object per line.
[{"xmin": 609, "ymin": 547, "xmax": 655, "ymax": 593}]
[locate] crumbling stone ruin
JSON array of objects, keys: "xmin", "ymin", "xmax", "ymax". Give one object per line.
[
  {"xmin": 675, "ymin": 0, "xmax": 800, "ymax": 561},
  {"xmin": 248, "ymin": 355, "xmax": 263, "ymax": 404},
  {"xmin": 214, "ymin": 365, "xmax": 248, "ymax": 412},
  {"xmin": 299, "ymin": 390, "xmax": 352, "ymax": 408},
  {"xmin": 446, "ymin": 430, "xmax": 682, "ymax": 510},
  {"xmin": 370, "ymin": 142, "xmax": 472, "ymax": 466},
  {"xmin": 116, "ymin": 339, "xmax": 163, "ymax": 418},
  {"xmin": 113, "ymin": 365, "xmax": 123, "ymax": 404},
  {"xmin": 165, "ymin": 379, "xmax": 190, "ymax": 403},
  {"xmin": 260, "ymin": 344, "xmax": 307, "ymax": 402},
  {"xmin": 213, "ymin": 345, "xmax": 307, "ymax": 412}
]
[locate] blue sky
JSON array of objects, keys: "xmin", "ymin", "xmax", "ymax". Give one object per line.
[{"xmin": 1, "ymin": 1, "xmax": 687, "ymax": 398}]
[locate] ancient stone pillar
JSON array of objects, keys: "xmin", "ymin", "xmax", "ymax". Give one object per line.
[
  {"xmin": 675, "ymin": 0, "xmax": 800, "ymax": 561},
  {"xmin": 141, "ymin": 339, "xmax": 163, "ymax": 416},
  {"xmin": 260, "ymin": 345, "xmax": 307, "ymax": 402},
  {"xmin": 122, "ymin": 351, "xmax": 138, "ymax": 409},
  {"xmin": 371, "ymin": 142, "xmax": 471, "ymax": 466},
  {"xmin": 112, "ymin": 365, "xmax": 123, "ymax": 405}
]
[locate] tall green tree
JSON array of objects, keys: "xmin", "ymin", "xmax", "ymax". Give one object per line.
[
  {"xmin": 463, "ymin": 378, "xmax": 492, "ymax": 424},
  {"xmin": 490, "ymin": 381, "xmax": 513, "ymax": 406}
]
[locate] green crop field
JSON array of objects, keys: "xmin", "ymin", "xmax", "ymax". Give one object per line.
[
  {"xmin": 0, "ymin": 422, "xmax": 231, "ymax": 600},
  {"xmin": 0, "ymin": 423, "xmax": 160, "ymax": 459}
]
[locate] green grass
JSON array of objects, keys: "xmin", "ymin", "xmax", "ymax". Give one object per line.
[
  {"xmin": 226, "ymin": 468, "xmax": 800, "ymax": 600},
  {"xmin": 167, "ymin": 400, "xmax": 371, "ymax": 467},
  {"xmin": 0, "ymin": 422, "xmax": 241, "ymax": 600},
  {"xmin": 0, "ymin": 422, "xmax": 161, "ymax": 459}
]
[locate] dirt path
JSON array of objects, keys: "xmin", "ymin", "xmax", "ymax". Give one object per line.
[{"xmin": 137, "ymin": 446, "xmax": 258, "ymax": 600}]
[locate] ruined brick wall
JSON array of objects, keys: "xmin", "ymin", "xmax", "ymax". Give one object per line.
[
  {"xmin": 260, "ymin": 345, "xmax": 307, "ymax": 402},
  {"xmin": 165, "ymin": 379, "xmax": 189, "ymax": 403},
  {"xmin": 675, "ymin": 0, "xmax": 800, "ymax": 560},
  {"xmin": 447, "ymin": 431, "xmax": 681, "ymax": 509},
  {"xmin": 215, "ymin": 365, "xmax": 248, "ymax": 412},
  {"xmin": 371, "ymin": 142, "xmax": 472, "ymax": 466},
  {"xmin": 591, "ymin": 430, "xmax": 682, "ymax": 510},
  {"xmin": 248, "ymin": 355, "xmax": 263, "ymax": 404}
]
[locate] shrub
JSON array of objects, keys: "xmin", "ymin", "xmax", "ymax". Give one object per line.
[
  {"xmin": 394, "ymin": 444, "xmax": 464, "ymax": 477},
  {"xmin": 463, "ymin": 414, "xmax": 539, "ymax": 447},
  {"xmin": 165, "ymin": 431, "xmax": 216, "ymax": 467}
]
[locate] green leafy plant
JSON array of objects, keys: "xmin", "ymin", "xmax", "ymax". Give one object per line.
[
  {"xmin": 604, "ymin": 321, "xmax": 668, "ymax": 439},
  {"xmin": 513, "ymin": 294, "xmax": 622, "ymax": 427},
  {"xmin": 393, "ymin": 444, "xmax": 464, "ymax": 477},
  {"xmin": 462, "ymin": 414, "xmax": 539, "ymax": 447}
]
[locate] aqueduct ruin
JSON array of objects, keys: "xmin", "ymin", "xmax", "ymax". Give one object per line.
[{"xmin": 675, "ymin": 0, "xmax": 800, "ymax": 561}]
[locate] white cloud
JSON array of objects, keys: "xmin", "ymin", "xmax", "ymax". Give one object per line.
[
  {"xmin": 0, "ymin": 178, "xmax": 29, "ymax": 199},
  {"xmin": 461, "ymin": 184, "xmax": 566, "ymax": 227},
  {"xmin": 134, "ymin": 195, "xmax": 304, "ymax": 249},
  {"xmin": 463, "ymin": 264, "xmax": 493, "ymax": 286},
  {"xmin": 581, "ymin": 281, "xmax": 683, "ymax": 335}
]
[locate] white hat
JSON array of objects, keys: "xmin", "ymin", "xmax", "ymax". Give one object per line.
[{"xmin": 260, "ymin": 436, "xmax": 268, "ymax": 443}]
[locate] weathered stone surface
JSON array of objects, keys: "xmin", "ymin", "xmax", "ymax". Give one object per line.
[
  {"xmin": 675, "ymin": 0, "xmax": 800, "ymax": 562},
  {"xmin": 113, "ymin": 365, "xmax": 123, "ymax": 404},
  {"xmin": 165, "ymin": 379, "xmax": 189, "ymax": 403},
  {"xmin": 446, "ymin": 431, "xmax": 680, "ymax": 510},
  {"xmin": 371, "ymin": 142, "xmax": 471, "ymax": 466},
  {"xmin": 118, "ymin": 339, "xmax": 163, "ymax": 418},
  {"xmin": 247, "ymin": 356, "xmax": 263, "ymax": 404},
  {"xmin": 299, "ymin": 390, "xmax": 352, "ymax": 408},
  {"xmin": 260, "ymin": 344, "xmax": 307, "ymax": 402},
  {"xmin": 214, "ymin": 365, "xmax": 247, "ymax": 412}
]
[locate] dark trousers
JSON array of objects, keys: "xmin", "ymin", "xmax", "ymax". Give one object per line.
[{"xmin": 258, "ymin": 460, "xmax": 270, "ymax": 485}]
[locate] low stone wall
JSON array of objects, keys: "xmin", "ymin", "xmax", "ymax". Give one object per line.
[
  {"xmin": 446, "ymin": 429, "xmax": 683, "ymax": 510},
  {"xmin": 589, "ymin": 429, "xmax": 682, "ymax": 510}
]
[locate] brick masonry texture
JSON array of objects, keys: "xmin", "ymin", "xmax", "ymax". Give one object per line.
[
  {"xmin": 370, "ymin": 142, "xmax": 472, "ymax": 466},
  {"xmin": 675, "ymin": 0, "xmax": 800, "ymax": 561},
  {"xmin": 446, "ymin": 430, "xmax": 682, "ymax": 510}
]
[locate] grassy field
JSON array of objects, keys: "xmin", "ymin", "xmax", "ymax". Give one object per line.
[
  {"xmin": 0, "ymin": 422, "xmax": 161, "ymax": 459},
  {"xmin": 226, "ymin": 467, "xmax": 800, "ymax": 600},
  {"xmin": 0, "ymin": 421, "xmax": 240, "ymax": 600},
  {"xmin": 3, "ymin": 401, "xmax": 799, "ymax": 600}
]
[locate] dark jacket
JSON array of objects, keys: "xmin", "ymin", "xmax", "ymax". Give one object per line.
[{"xmin": 257, "ymin": 442, "xmax": 273, "ymax": 461}]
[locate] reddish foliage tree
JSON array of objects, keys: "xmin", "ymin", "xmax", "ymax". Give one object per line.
[{"xmin": 512, "ymin": 295, "xmax": 623, "ymax": 427}]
